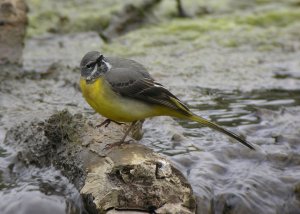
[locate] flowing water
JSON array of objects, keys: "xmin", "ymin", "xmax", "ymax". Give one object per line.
[
  {"xmin": 1, "ymin": 85, "xmax": 300, "ymax": 213},
  {"xmin": 7, "ymin": 0, "xmax": 299, "ymax": 211},
  {"xmin": 1, "ymin": 14, "xmax": 300, "ymax": 213},
  {"xmin": 0, "ymin": 144, "xmax": 84, "ymax": 214},
  {"xmin": 141, "ymin": 88, "xmax": 300, "ymax": 213}
]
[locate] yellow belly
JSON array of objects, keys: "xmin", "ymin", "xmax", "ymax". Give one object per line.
[{"xmin": 80, "ymin": 77, "xmax": 163, "ymax": 122}]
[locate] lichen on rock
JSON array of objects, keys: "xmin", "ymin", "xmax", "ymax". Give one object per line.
[{"xmin": 4, "ymin": 110, "xmax": 196, "ymax": 213}]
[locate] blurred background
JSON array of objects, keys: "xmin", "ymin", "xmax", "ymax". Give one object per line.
[{"xmin": 1, "ymin": 0, "xmax": 300, "ymax": 213}]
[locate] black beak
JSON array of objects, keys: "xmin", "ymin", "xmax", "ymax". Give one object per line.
[{"xmin": 96, "ymin": 55, "xmax": 104, "ymax": 66}]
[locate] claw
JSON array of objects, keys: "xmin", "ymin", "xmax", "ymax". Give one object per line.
[
  {"xmin": 103, "ymin": 141, "xmax": 129, "ymax": 150},
  {"xmin": 96, "ymin": 119, "xmax": 111, "ymax": 128},
  {"xmin": 102, "ymin": 121, "xmax": 137, "ymax": 150},
  {"xmin": 96, "ymin": 119, "xmax": 125, "ymax": 128}
]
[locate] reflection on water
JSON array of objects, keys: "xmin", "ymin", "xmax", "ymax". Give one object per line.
[
  {"xmin": 0, "ymin": 145, "xmax": 84, "ymax": 214},
  {"xmin": 141, "ymin": 89, "xmax": 300, "ymax": 213},
  {"xmin": 143, "ymin": 89, "xmax": 300, "ymax": 152}
]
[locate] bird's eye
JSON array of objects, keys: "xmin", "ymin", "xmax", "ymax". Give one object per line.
[{"xmin": 86, "ymin": 62, "xmax": 94, "ymax": 69}]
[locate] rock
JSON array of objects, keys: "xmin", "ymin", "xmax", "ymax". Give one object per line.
[
  {"xmin": 102, "ymin": 0, "xmax": 162, "ymax": 41},
  {"xmin": 4, "ymin": 110, "xmax": 196, "ymax": 213},
  {"xmin": 0, "ymin": 0, "xmax": 27, "ymax": 65},
  {"xmin": 82, "ymin": 143, "xmax": 195, "ymax": 213}
]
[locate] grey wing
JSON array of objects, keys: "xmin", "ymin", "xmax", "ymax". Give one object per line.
[
  {"xmin": 106, "ymin": 57, "xmax": 151, "ymax": 79},
  {"xmin": 104, "ymin": 61, "xmax": 191, "ymax": 115}
]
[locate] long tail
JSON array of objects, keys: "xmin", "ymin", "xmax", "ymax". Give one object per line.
[{"xmin": 187, "ymin": 114, "xmax": 255, "ymax": 150}]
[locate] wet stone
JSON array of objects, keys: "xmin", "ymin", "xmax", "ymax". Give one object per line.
[{"xmin": 3, "ymin": 110, "xmax": 196, "ymax": 213}]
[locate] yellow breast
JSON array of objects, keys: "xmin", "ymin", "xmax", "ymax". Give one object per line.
[{"xmin": 80, "ymin": 77, "xmax": 163, "ymax": 122}]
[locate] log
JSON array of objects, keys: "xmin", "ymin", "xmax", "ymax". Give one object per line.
[{"xmin": 4, "ymin": 110, "xmax": 196, "ymax": 213}]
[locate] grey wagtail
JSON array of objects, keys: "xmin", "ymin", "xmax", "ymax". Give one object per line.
[{"xmin": 80, "ymin": 51, "xmax": 255, "ymax": 150}]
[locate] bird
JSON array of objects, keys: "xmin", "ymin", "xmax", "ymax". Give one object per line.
[{"xmin": 79, "ymin": 51, "xmax": 255, "ymax": 150}]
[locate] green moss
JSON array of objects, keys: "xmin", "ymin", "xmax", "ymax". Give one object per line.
[
  {"xmin": 102, "ymin": 42, "xmax": 147, "ymax": 57},
  {"xmin": 159, "ymin": 18, "xmax": 237, "ymax": 34},
  {"xmin": 26, "ymin": 0, "xmax": 300, "ymax": 54},
  {"xmin": 44, "ymin": 110, "xmax": 83, "ymax": 144},
  {"xmin": 220, "ymin": 38, "xmax": 239, "ymax": 48},
  {"xmin": 27, "ymin": 10, "xmax": 60, "ymax": 36},
  {"xmin": 237, "ymin": 9, "xmax": 300, "ymax": 27},
  {"xmin": 26, "ymin": 0, "xmax": 300, "ymax": 40},
  {"xmin": 59, "ymin": 14, "xmax": 110, "ymax": 33},
  {"xmin": 26, "ymin": 0, "xmax": 124, "ymax": 37}
]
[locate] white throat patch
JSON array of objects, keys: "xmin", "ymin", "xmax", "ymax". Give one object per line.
[
  {"xmin": 103, "ymin": 60, "xmax": 112, "ymax": 70},
  {"xmin": 87, "ymin": 66, "xmax": 98, "ymax": 81}
]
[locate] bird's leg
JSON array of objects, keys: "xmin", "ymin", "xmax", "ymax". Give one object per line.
[
  {"xmin": 96, "ymin": 119, "xmax": 111, "ymax": 128},
  {"xmin": 96, "ymin": 119, "xmax": 124, "ymax": 128},
  {"xmin": 112, "ymin": 120, "xmax": 125, "ymax": 126},
  {"xmin": 104, "ymin": 121, "xmax": 137, "ymax": 150},
  {"xmin": 119, "ymin": 121, "xmax": 137, "ymax": 143}
]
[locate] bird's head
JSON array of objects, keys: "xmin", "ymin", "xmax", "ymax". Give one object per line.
[{"xmin": 80, "ymin": 51, "xmax": 109, "ymax": 82}]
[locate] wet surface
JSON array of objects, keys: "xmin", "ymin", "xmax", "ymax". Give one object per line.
[
  {"xmin": 1, "ymin": 0, "xmax": 300, "ymax": 213},
  {"xmin": 142, "ymin": 89, "xmax": 300, "ymax": 153},
  {"xmin": 2, "ymin": 40, "xmax": 300, "ymax": 214},
  {"xmin": 0, "ymin": 146, "xmax": 84, "ymax": 214},
  {"xmin": 141, "ymin": 89, "xmax": 300, "ymax": 213}
]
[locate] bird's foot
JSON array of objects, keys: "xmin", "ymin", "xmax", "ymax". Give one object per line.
[
  {"xmin": 112, "ymin": 121, "xmax": 125, "ymax": 126},
  {"xmin": 103, "ymin": 140, "xmax": 133, "ymax": 150},
  {"xmin": 96, "ymin": 119, "xmax": 124, "ymax": 128},
  {"xmin": 96, "ymin": 119, "xmax": 111, "ymax": 128}
]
